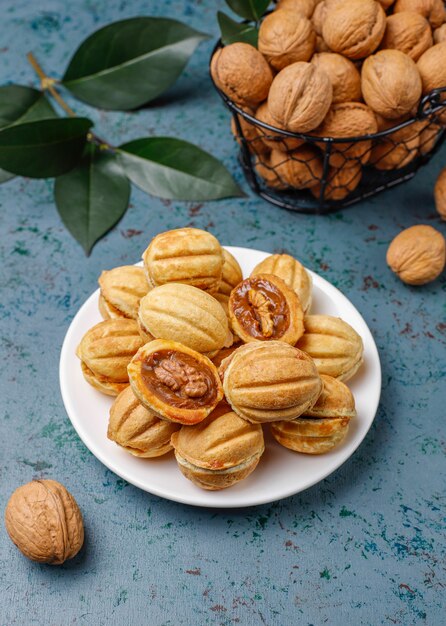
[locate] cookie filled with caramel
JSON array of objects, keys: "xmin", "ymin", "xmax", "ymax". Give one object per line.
[
  {"xmin": 128, "ymin": 340, "xmax": 223, "ymax": 425},
  {"xmin": 228, "ymin": 274, "xmax": 304, "ymax": 345}
]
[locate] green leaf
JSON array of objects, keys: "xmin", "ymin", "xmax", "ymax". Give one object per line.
[
  {"xmin": 118, "ymin": 137, "xmax": 243, "ymax": 201},
  {"xmin": 0, "ymin": 118, "xmax": 92, "ymax": 178},
  {"xmin": 0, "ymin": 85, "xmax": 57, "ymax": 129},
  {"xmin": 225, "ymin": 0, "xmax": 270, "ymax": 21},
  {"xmin": 0, "ymin": 168, "xmax": 15, "ymax": 184},
  {"xmin": 54, "ymin": 144, "xmax": 131, "ymax": 255},
  {"xmin": 218, "ymin": 11, "xmax": 259, "ymax": 47},
  {"xmin": 62, "ymin": 17, "xmax": 209, "ymax": 110}
]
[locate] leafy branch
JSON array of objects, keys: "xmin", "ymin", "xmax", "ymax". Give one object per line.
[
  {"xmin": 218, "ymin": 0, "xmax": 271, "ymax": 46},
  {"xmin": 0, "ymin": 17, "xmax": 243, "ymax": 255}
]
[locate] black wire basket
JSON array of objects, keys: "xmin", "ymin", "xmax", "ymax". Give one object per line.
[{"xmin": 210, "ymin": 41, "xmax": 446, "ymax": 214}]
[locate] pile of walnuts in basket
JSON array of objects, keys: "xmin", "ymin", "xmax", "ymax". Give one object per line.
[{"xmin": 211, "ymin": 0, "xmax": 446, "ymax": 200}]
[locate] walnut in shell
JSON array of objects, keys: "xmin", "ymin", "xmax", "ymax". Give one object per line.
[
  {"xmin": 210, "ymin": 43, "xmax": 273, "ymax": 108},
  {"xmin": 417, "ymin": 42, "xmax": 446, "ymax": 95},
  {"xmin": 433, "ymin": 23, "xmax": 446, "ymax": 43},
  {"xmin": 276, "ymin": 0, "xmax": 321, "ymax": 17},
  {"xmin": 418, "ymin": 120, "xmax": 442, "ymax": 155},
  {"xmin": 230, "ymin": 110, "xmax": 269, "ymax": 156},
  {"xmin": 258, "ymin": 10, "xmax": 316, "ymax": 70},
  {"xmin": 270, "ymin": 145, "xmax": 323, "ymax": 189},
  {"xmin": 255, "ymin": 102, "xmax": 304, "ymax": 152},
  {"xmin": 370, "ymin": 115, "xmax": 420, "ymax": 170},
  {"xmin": 386, "ymin": 225, "xmax": 446, "ymax": 284},
  {"xmin": 311, "ymin": 161, "xmax": 362, "ymax": 200},
  {"xmin": 362, "ymin": 49, "xmax": 422, "ymax": 119},
  {"xmin": 254, "ymin": 153, "xmax": 288, "ymax": 189},
  {"xmin": 313, "ymin": 102, "xmax": 378, "ymax": 167},
  {"xmin": 322, "ymin": 0, "xmax": 386, "ymax": 60},
  {"xmin": 268, "ymin": 62, "xmax": 333, "ymax": 132},
  {"xmin": 311, "ymin": 53, "xmax": 362, "ymax": 103},
  {"xmin": 434, "ymin": 168, "xmax": 446, "ymax": 220},
  {"xmin": 380, "ymin": 11, "xmax": 433, "ymax": 61},
  {"xmin": 394, "ymin": 0, "xmax": 445, "ymax": 28},
  {"xmin": 5, "ymin": 480, "xmax": 84, "ymax": 564}
]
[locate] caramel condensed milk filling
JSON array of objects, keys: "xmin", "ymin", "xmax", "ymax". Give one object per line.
[{"xmin": 140, "ymin": 350, "xmax": 218, "ymax": 410}]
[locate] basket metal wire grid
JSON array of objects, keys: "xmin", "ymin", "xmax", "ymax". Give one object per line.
[{"xmin": 210, "ymin": 41, "xmax": 446, "ymax": 214}]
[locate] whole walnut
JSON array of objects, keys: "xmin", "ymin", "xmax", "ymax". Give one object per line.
[
  {"xmin": 311, "ymin": 53, "xmax": 362, "ymax": 103},
  {"xmin": 393, "ymin": 0, "xmax": 445, "ymax": 29},
  {"xmin": 268, "ymin": 62, "xmax": 333, "ymax": 132},
  {"xmin": 417, "ymin": 42, "xmax": 446, "ymax": 122},
  {"xmin": 254, "ymin": 153, "xmax": 288, "ymax": 189},
  {"xmin": 210, "ymin": 43, "xmax": 273, "ymax": 108},
  {"xmin": 255, "ymin": 102, "xmax": 305, "ymax": 152},
  {"xmin": 311, "ymin": 161, "xmax": 362, "ymax": 200},
  {"xmin": 419, "ymin": 119, "xmax": 442, "ymax": 155},
  {"xmin": 417, "ymin": 42, "xmax": 446, "ymax": 94},
  {"xmin": 434, "ymin": 167, "xmax": 446, "ymax": 219},
  {"xmin": 433, "ymin": 23, "xmax": 446, "ymax": 43},
  {"xmin": 276, "ymin": 0, "xmax": 321, "ymax": 17},
  {"xmin": 322, "ymin": 0, "xmax": 386, "ymax": 60},
  {"xmin": 312, "ymin": 1, "xmax": 327, "ymax": 34},
  {"xmin": 370, "ymin": 115, "xmax": 420, "ymax": 169},
  {"xmin": 230, "ymin": 110, "xmax": 270, "ymax": 156},
  {"xmin": 313, "ymin": 102, "xmax": 378, "ymax": 167},
  {"xmin": 380, "ymin": 11, "xmax": 433, "ymax": 61},
  {"xmin": 258, "ymin": 10, "xmax": 316, "ymax": 70},
  {"xmin": 5, "ymin": 480, "xmax": 84, "ymax": 564},
  {"xmin": 362, "ymin": 49, "xmax": 422, "ymax": 119},
  {"xmin": 270, "ymin": 145, "xmax": 323, "ymax": 188},
  {"xmin": 386, "ymin": 225, "xmax": 446, "ymax": 284}
]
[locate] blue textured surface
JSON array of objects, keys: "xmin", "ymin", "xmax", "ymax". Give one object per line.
[{"xmin": 1, "ymin": 1, "xmax": 445, "ymax": 624}]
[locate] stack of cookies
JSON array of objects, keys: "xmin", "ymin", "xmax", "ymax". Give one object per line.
[{"xmin": 76, "ymin": 228, "xmax": 364, "ymax": 490}]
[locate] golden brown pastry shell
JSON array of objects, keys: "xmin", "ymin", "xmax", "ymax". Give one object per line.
[
  {"xmin": 77, "ymin": 318, "xmax": 143, "ymax": 383},
  {"xmin": 80, "ymin": 362, "xmax": 129, "ymax": 397},
  {"xmin": 250, "ymin": 253, "xmax": 312, "ymax": 313},
  {"xmin": 98, "ymin": 265, "xmax": 149, "ymax": 320},
  {"xmin": 128, "ymin": 339, "xmax": 223, "ymax": 425},
  {"xmin": 271, "ymin": 416, "xmax": 350, "ymax": 454},
  {"xmin": 108, "ymin": 386, "xmax": 180, "ymax": 457},
  {"xmin": 142, "ymin": 228, "xmax": 223, "ymax": 293},
  {"xmin": 221, "ymin": 342, "xmax": 322, "ymax": 423},
  {"xmin": 296, "ymin": 315, "xmax": 364, "ymax": 381},
  {"xmin": 174, "ymin": 450, "xmax": 263, "ymax": 490},
  {"xmin": 138, "ymin": 283, "xmax": 230, "ymax": 356},
  {"xmin": 306, "ymin": 374, "xmax": 356, "ymax": 418},
  {"xmin": 228, "ymin": 274, "xmax": 304, "ymax": 345}
]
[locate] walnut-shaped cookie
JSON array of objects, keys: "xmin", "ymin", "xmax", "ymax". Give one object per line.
[
  {"xmin": 77, "ymin": 319, "xmax": 144, "ymax": 396},
  {"xmin": 98, "ymin": 265, "xmax": 149, "ymax": 320},
  {"xmin": 108, "ymin": 386, "xmax": 180, "ymax": 457},
  {"xmin": 296, "ymin": 315, "xmax": 364, "ymax": 381},
  {"xmin": 271, "ymin": 374, "xmax": 356, "ymax": 454},
  {"xmin": 221, "ymin": 342, "xmax": 322, "ymax": 423},
  {"xmin": 138, "ymin": 283, "xmax": 231, "ymax": 357},
  {"xmin": 128, "ymin": 340, "xmax": 223, "ymax": 425},
  {"xmin": 213, "ymin": 249, "xmax": 243, "ymax": 314},
  {"xmin": 142, "ymin": 228, "xmax": 224, "ymax": 293},
  {"xmin": 171, "ymin": 402, "xmax": 265, "ymax": 490},
  {"xmin": 228, "ymin": 274, "xmax": 304, "ymax": 345},
  {"xmin": 250, "ymin": 254, "xmax": 312, "ymax": 314}
]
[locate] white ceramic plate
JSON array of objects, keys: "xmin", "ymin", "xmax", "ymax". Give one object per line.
[{"xmin": 60, "ymin": 246, "xmax": 381, "ymax": 508}]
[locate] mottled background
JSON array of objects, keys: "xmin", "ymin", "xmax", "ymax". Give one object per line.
[{"xmin": 0, "ymin": 1, "xmax": 445, "ymax": 624}]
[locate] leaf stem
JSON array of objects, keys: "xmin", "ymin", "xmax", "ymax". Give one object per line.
[
  {"xmin": 26, "ymin": 51, "xmax": 113, "ymax": 151},
  {"xmin": 27, "ymin": 52, "xmax": 77, "ymax": 118}
]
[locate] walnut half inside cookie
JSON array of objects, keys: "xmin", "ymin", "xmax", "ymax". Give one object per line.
[
  {"xmin": 128, "ymin": 339, "xmax": 223, "ymax": 425},
  {"xmin": 228, "ymin": 274, "xmax": 304, "ymax": 345}
]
